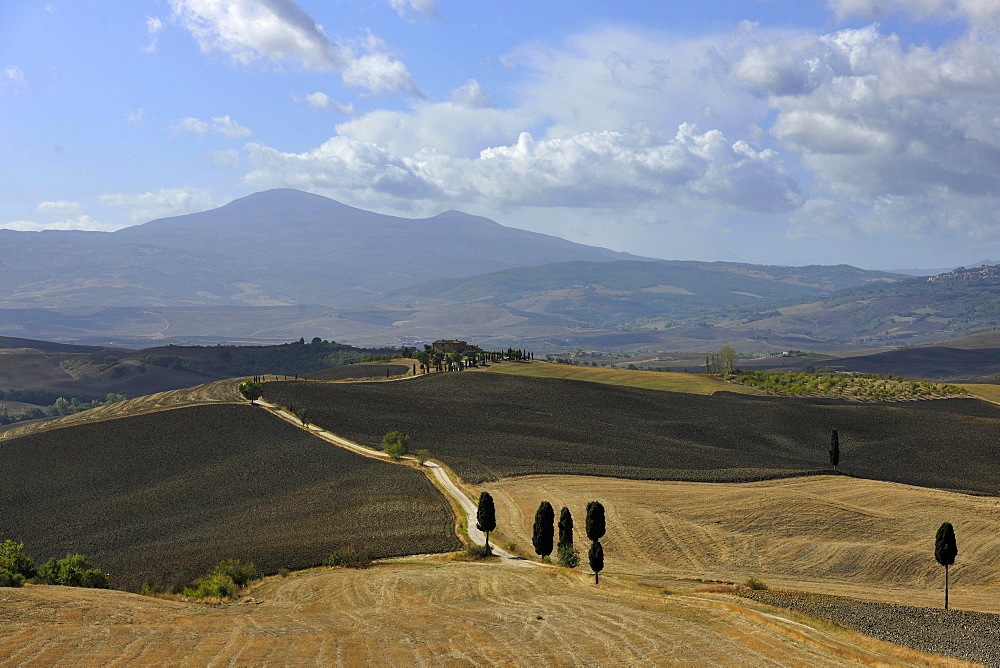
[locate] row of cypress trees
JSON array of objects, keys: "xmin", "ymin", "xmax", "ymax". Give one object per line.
[{"xmin": 532, "ymin": 500, "xmax": 606, "ymax": 583}]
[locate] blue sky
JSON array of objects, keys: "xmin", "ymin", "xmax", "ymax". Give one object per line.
[{"xmin": 2, "ymin": 1, "xmax": 999, "ymax": 270}]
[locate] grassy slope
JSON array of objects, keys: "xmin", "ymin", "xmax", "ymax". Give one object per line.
[
  {"xmin": 0, "ymin": 561, "xmax": 957, "ymax": 667},
  {"xmin": 265, "ymin": 373, "xmax": 1000, "ymax": 494},
  {"xmin": 0, "ymin": 404, "xmax": 459, "ymax": 590},
  {"xmin": 482, "ymin": 361, "xmax": 752, "ymax": 394},
  {"xmin": 486, "ymin": 475, "xmax": 1000, "ymax": 614}
]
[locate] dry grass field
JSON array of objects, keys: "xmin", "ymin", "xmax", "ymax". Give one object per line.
[
  {"xmin": 961, "ymin": 383, "xmax": 1000, "ymax": 404},
  {"xmin": 0, "ymin": 377, "xmax": 243, "ymax": 441},
  {"xmin": 483, "ymin": 361, "xmax": 753, "ymax": 395},
  {"xmin": 0, "ymin": 560, "xmax": 962, "ymax": 667},
  {"xmin": 485, "ymin": 474, "xmax": 1000, "ymax": 614}
]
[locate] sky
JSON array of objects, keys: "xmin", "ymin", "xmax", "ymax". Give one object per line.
[{"xmin": 2, "ymin": 1, "xmax": 1000, "ymax": 271}]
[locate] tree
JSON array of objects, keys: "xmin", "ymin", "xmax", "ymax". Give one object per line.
[
  {"xmin": 558, "ymin": 506, "xmax": 574, "ymax": 549},
  {"xmin": 532, "ymin": 501, "xmax": 555, "ymax": 558},
  {"xmin": 719, "ymin": 346, "xmax": 738, "ymax": 375},
  {"xmin": 238, "ymin": 380, "xmax": 263, "ymax": 405},
  {"xmin": 557, "ymin": 507, "xmax": 579, "ymax": 568},
  {"xmin": 38, "ymin": 554, "xmax": 108, "ymax": 588},
  {"xmin": 0, "ymin": 540, "xmax": 36, "ymax": 587},
  {"xmin": 382, "ymin": 431, "xmax": 410, "ymax": 460},
  {"xmin": 935, "ymin": 522, "xmax": 958, "ymax": 610},
  {"xmin": 586, "ymin": 501, "xmax": 606, "ymax": 542},
  {"xmin": 476, "ymin": 492, "xmax": 496, "ymax": 552},
  {"xmin": 829, "ymin": 429, "xmax": 840, "ymax": 471},
  {"xmin": 588, "ymin": 540, "xmax": 604, "ymax": 584}
]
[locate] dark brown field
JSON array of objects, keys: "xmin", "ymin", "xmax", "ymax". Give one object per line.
[
  {"xmin": 263, "ymin": 373, "xmax": 1000, "ymax": 493},
  {"xmin": 305, "ymin": 364, "xmax": 409, "ymax": 381},
  {"xmin": 0, "ymin": 404, "xmax": 459, "ymax": 590}
]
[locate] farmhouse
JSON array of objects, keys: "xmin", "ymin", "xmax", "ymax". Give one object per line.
[{"xmin": 432, "ymin": 339, "xmax": 480, "ymax": 353}]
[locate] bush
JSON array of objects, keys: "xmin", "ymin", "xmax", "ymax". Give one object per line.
[
  {"xmin": 212, "ymin": 559, "xmax": 259, "ymax": 587},
  {"xmin": 323, "ymin": 546, "xmax": 371, "ymax": 569},
  {"xmin": 382, "ymin": 431, "xmax": 410, "ymax": 460},
  {"xmin": 462, "ymin": 544, "xmax": 492, "ymax": 560},
  {"xmin": 556, "ymin": 543, "xmax": 580, "ymax": 568},
  {"xmin": 37, "ymin": 554, "xmax": 108, "ymax": 588},
  {"xmin": 0, "ymin": 568, "xmax": 25, "ymax": 587},
  {"xmin": 184, "ymin": 573, "xmax": 237, "ymax": 600},
  {"xmin": 0, "ymin": 540, "xmax": 36, "ymax": 580},
  {"xmin": 744, "ymin": 577, "xmax": 769, "ymax": 591}
]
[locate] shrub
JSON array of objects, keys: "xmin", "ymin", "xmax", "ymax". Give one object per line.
[
  {"xmin": 324, "ymin": 546, "xmax": 371, "ymax": 569},
  {"xmin": 212, "ymin": 559, "xmax": 259, "ymax": 587},
  {"xmin": 0, "ymin": 540, "xmax": 36, "ymax": 580},
  {"xmin": 461, "ymin": 544, "xmax": 492, "ymax": 560},
  {"xmin": 37, "ymin": 554, "xmax": 108, "ymax": 588},
  {"xmin": 382, "ymin": 431, "xmax": 410, "ymax": 460},
  {"xmin": 556, "ymin": 543, "xmax": 580, "ymax": 568},
  {"xmin": 744, "ymin": 577, "xmax": 769, "ymax": 591},
  {"xmin": 184, "ymin": 573, "xmax": 237, "ymax": 600},
  {"xmin": 0, "ymin": 568, "xmax": 25, "ymax": 587}
]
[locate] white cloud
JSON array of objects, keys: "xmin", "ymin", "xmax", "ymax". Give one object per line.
[
  {"xmin": 293, "ymin": 91, "xmax": 353, "ymax": 114},
  {"xmin": 242, "ymin": 123, "xmax": 801, "ymax": 214},
  {"xmin": 126, "ymin": 108, "xmax": 145, "ymax": 126},
  {"xmin": 169, "ymin": 0, "xmax": 420, "ymax": 94},
  {"xmin": 388, "ymin": 0, "xmax": 438, "ymax": 20},
  {"xmin": 144, "ymin": 16, "xmax": 165, "ymax": 52},
  {"xmin": 211, "ymin": 149, "xmax": 242, "ymax": 167},
  {"xmin": 36, "ymin": 201, "xmax": 82, "ymax": 215},
  {"xmin": 99, "ymin": 188, "xmax": 216, "ymax": 223},
  {"xmin": 826, "ymin": 0, "xmax": 1000, "ymax": 28},
  {"xmin": 450, "ymin": 79, "xmax": 492, "ymax": 108},
  {"xmin": 170, "ymin": 115, "xmax": 252, "ymax": 138},
  {"xmin": 724, "ymin": 22, "xmax": 1000, "ymax": 241},
  {"xmin": 0, "ymin": 65, "xmax": 27, "ymax": 92}
]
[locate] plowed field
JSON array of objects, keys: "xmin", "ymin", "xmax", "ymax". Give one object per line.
[
  {"xmin": 0, "ymin": 561, "xmax": 959, "ymax": 667},
  {"xmin": 263, "ymin": 373, "xmax": 1000, "ymax": 494},
  {"xmin": 0, "ymin": 404, "xmax": 459, "ymax": 590}
]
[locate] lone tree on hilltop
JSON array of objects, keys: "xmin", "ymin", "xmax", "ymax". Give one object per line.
[
  {"xmin": 238, "ymin": 380, "xmax": 263, "ymax": 405},
  {"xmin": 935, "ymin": 522, "xmax": 958, "ymax": 610},
  {"xmin": 557, "ymin": 506, "xmax": 580, "ymax": 568},
  {"xmin": 382, "ymin": 431, "xmax": 410, "ymax": 460},
  {"xmin": 829, "ymin": 429, "xmax": 840, "ymax": 471},
  {"xmin": 477, "ymin": 492, "xmax": 496, "ymax": 553},
  {"xmin": 532, "ymin": 501, "xmax": 555, "ymax": 559},
  {"xmin": 588, "ymin": 540, "xmax": 604, "ymax": 584},
  {"xmin": 586, "ymin": 501, "xmax": 606, "ymax": 542}
]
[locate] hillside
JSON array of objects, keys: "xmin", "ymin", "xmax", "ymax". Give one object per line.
[
  {"xmin": 380, "ymin": 259, "xmax": 904, "ymax": 327},
  {"xmin": 263, "ymin": 373, "xmax": 1000, "ymax": 494},
  {"xmin": 0, "ymin": 404, "xmax": 459, "ymax": 590},
  {"xmin": 0, "ymin": 561, "xmax": 955, "ymax": 667},
  {"xmin": 0, "ymin": 189, "xmax": 646, "ymax": 309}
]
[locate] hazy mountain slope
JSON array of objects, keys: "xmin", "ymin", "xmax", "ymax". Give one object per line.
[
  {"xmin": 0, "ymin": 189, "xmax": 648, "ymax": 308},
  {"xmin": 380, "ymin": 259, "xmax": 905, "ymax": 326}
]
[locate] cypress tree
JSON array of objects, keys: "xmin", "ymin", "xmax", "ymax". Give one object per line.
[
  {"xmin": 935, "ymin": 522, "xmax": 958, "ymax": 610},
  {"xmin": 558, "ymin": 506, "xmax": 573, "ymax": 549},
  {"xmin": 588, "ymin": 541, "xmax": 604, "ymax": 584},
  {"xmin": 532, "ymin": 501, "xmax": 555, "ymax": 558},
  {"xmin": 476, "ymin": 492, "xmax": 496, "ymax": 552},
  {"xmin": 829, "ymin": 429, "xmax": 840, "ymax": 470},
  {"xmin": 586, "ymin": 501, "xmax": 606, "ymax": 542}
]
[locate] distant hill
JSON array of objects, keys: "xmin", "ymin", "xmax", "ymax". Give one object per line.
[
  {"xmin": 0, "ymin": 189, "xmax": 647, "ymax": 308},
  {"xmin": 380, "ymin": 259, "xmax": 904, "ymax": 326}
]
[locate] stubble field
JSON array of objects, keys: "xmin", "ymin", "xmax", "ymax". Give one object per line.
[{"xmin": 0, "ymin": 560, "xmax": 962, "ymax": 667}]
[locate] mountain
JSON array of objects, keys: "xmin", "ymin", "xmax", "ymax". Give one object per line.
[{"xmin": 0, "ymin": 189, "xmax": 648, "ymax": 308}]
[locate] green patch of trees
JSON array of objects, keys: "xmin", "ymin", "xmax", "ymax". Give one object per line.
[
  {"xmin": 0, "ymin": 542, "xmax": 109, "ymax": 589},
  {"xmin": 730, "ymin": 369, "xmax": 967, "ymax": 401},
  {"xmin": 0, "ymin": 391, "xmax": 128, "ymax": 425}
]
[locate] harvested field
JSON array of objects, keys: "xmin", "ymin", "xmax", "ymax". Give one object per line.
[
  {"xmin": 485, "ymin": 475, "xmax": 1000, "ymax": 614},
  {"xmin": 0, "ymin": 377, "xmax": 243, "ymax": 441},
  {"xmin": 0, "ymin": 404, "xmax": 459, "ymax": 590},
  {"xmin": 264, "ymin": 373, "xmax": 1000, "ymax": 494},
  {"xmin": 0, "ymin": 561, "xmax": 961, "ymax": 666},
  {"xmin": 483, "ymin": 360, "xmax": 752, "ymax": 394},
  {"xmin": 306, "ymin": 364, "xmax": 409, "ymax": 381}
]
